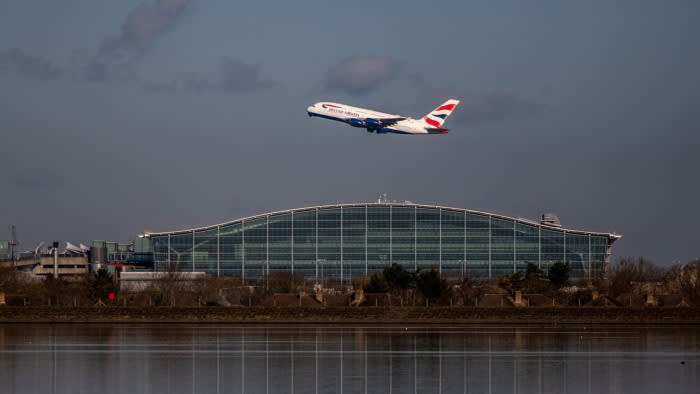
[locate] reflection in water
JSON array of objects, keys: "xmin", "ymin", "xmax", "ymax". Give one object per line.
[{"xmin": 0, "ymin": 324, "xmax": 698, "ymax": 394}]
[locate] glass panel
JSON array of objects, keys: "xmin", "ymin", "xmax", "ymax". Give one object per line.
[
  {"xmin": 318, "ymin": 208, "xmax": 341, "ymax": 284},
  {"xmin": 220, "ymin": 223, "xmax": 242, "ymax": 277},
  {"xmin": 292, "ymin": 209, "xmax": 316, "ymax": 283},
  {"xmin": 342, "ymin": 207, "xmax": 366, "ymax": 281},
  {"xmin": 390, "ymin": 206, "xmax": 415, "ymax": 271},
  {"xmin": 244, "ymin": 217, "xmax": 269, "ymax": 284},
  {"xmin": 566, "ymin": 233, "xmax": 589, "ymax": 281},
  {"xmin": 169, "ymin": 233, "xmax": 193, "ymax": 272},
  {"xmin": 465, "ymin": 213, "xmax": 489, "ymax": 278},
  {"xmin": 541, "ymin": 229, "xmax": 565, "ymax": 273},
  {"xmin": 590, "ymin": 236, "xmax": 608, "ymax": 280},
  {"xmin": 441, "ymin": 209, "xmax": 465, "ymax": 279},
  {"xmin": 367, "ymin": 206, "xmax": 390, "ymax": 272},
  {"xmin": 491, "ymin": 217, "xmax": 514, "ymax": 277},
  {"xmin": 516, "ymin": 223, "xmax": 539, "ymax": 273},
  {"xmin": 194, "ymin": 228, "xmax": 218, "ymax": 274},
  {"xmin": 415, "ymin": 208, "xmax": 440, "ymax": 272}
]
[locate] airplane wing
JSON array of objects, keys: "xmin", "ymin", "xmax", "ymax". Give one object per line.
[
  {"xmin": 425, "ymin": 127, "xmax": 449, "ymax": 134},
  {"xmin": 376, "ymin": 117, "xmax": 405, "ymax": 126},
  {"xmin": 363, "ymin": 117, "xmax": 405, "ymax": 128}
]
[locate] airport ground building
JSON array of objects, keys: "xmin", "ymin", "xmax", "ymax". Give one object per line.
[{"xmin": 143, "ymin": 202, "xmax": 621, "ymax": 285}]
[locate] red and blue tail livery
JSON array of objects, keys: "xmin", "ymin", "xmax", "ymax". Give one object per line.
[
  {"xmin": 422, "ymin": 99, "xmax": 460, "ymax": 129},
  {"xmin": 307, "ymin": 98, "xmax": 460, "ymax": 135}
]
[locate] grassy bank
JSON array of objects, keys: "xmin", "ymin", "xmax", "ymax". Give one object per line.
[{"xmin": 1, "ymin": 306, "xmax": 700, "ymax": 324}]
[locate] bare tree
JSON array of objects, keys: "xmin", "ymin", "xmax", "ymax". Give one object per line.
[
  {"xmin": 265, "ymin": 271, "xmax": 305, "ymax": 294},
  {"xmin": 0, "ymin": 266, "xmax": 42, "ymax": 305},
  {"xmin": 148, "ymin": 262, "xmax": 192, "ymax": 306},
  {"xmin": 664, "ymin": 260, "xmax": 700, "ymax": 305},
  {"xmin": 190, "ymin": 276, "xmax": 243, "ymax": 306},
  {"xmin": 608, "ymin": 257, "xmax": 664, "ymax": 297}
]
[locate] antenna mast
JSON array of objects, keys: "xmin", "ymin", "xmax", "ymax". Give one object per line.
[{"xmin": 9, "ymin": 225, "xmax": 17, "ymax": 261}]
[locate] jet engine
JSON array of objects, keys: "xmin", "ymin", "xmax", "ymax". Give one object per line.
[
  {"xmin": 348, "ymin": 118, "xmax": 365, "ymax": 127},
  {"xmin": 365, "ymin": 118, "xmax": 382, "ymax": 129}
]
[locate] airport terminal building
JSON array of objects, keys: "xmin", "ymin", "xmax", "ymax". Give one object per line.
[{"xmin": 143, "ymin": 202, "xmax": 620, "ymax": 284}]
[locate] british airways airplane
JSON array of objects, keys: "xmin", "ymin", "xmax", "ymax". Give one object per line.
[{"xmin": 307, "ymin": 99, "xmax": 460, "ymax": 135}]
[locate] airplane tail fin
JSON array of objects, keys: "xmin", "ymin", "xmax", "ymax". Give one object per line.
[{"xmin": 422, "ymin": 99, "xmax": 460, "ymax": 128}]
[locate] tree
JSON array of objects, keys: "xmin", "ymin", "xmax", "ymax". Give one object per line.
[
  {"xmin": 86, "ymin": 269, "xmax": 116, "ymax": 303},
  {"xmin": 608, "ymin": 257, "xmax": 662, "ymax": 297},
  {"xmin": 498, "ymin": 271, "xmax": 524, "ymax": 292},
  {"xmin": 43, "ymin": 276, "xmax": 69, "ymax": 306},
  {"xmin": 525, "ymin": 263, "xmax": 543, "ymax": 279},
  {"xmin": 456, "ymin": 276, "xmax": 483, "ymax": 306},
  {"xmin": 548, "ymin": 262, "xmax": 570, "ymax": 287},
  {"xmin": 149, "ymin": 262, "xmax": 191, "ymax": 306},
  {"xmin": 521, "ymin": 262, "xmax": 555, "ymax": 295},
  {"xmin": 416, "ymin": 269, "xmax": 446, "ymax": 303},
  {"xmin": 363, "ymin": 272, "xmax": 389, "ymax": 293},
  {"xmin": 266, "ymin": 271, "xmax": 304, "ymax": 294},
  {"xmin": 0, "ymin": 265, "xmax": 42, "ymax": 304},
  {"xmin": 664, "ymin": 260, "xmax": 700, "ymax": 305},
  {"xmin": 383, "ymin": 263, "xmax": 415, "ymax": 290}
]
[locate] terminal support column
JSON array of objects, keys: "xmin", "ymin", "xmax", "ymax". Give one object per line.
[
  {"xmin": 364, "ymin": 206, "xmax": 368, "ymax": 276},
  {"xmin": 488, "ymin": 216, "xmax": 492, "ymax": 280},
  {"xmin": 217, "ymin": 225, "xmax": 220, "ymax": 277},
  {"xmin": 439, "ymin": 207, "xmax": 442, "ymax": 274},
  {"xmin": 513, "ymin": 220, "xmax": 516, "ymax": 273},
  {"xmin": 242, "ymin": 219, "xmax": 245, "ymax": 282},
  {"xmin": 340, "ymin": 206, "xmax": 343, "ymax": 285},
  {"xmin": 414, "ymin": 206, "xmax": 417, "ymax": 271}
]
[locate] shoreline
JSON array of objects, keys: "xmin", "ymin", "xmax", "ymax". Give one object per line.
[{"xmin": 2, "ymin": 306, "xmax": 700, "ymax": 324}]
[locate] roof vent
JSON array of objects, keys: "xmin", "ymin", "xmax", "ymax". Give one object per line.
[{"xmin": 540, "ymin": 213, "xmax": 561, "ymax": 227}]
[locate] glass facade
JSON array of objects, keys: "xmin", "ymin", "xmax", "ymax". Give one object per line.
[{"xmin": 148, "ymin": 204, "xmax": 619, "ymax": 284}]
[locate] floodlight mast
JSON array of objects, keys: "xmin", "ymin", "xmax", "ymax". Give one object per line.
[{"xmin": 9, "ymin": 225, "xmax": 17, "ymax": 262}]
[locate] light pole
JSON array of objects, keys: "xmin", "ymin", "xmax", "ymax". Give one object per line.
[
  {"xmin": 321, "ymin": 259, "xmax": 325, "ymax": 288},
  {"xmin": 316, "ymin": 259, "xmax": 326, "ymax": 288}
]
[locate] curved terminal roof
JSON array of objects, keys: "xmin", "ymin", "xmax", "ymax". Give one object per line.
[{"xmin": 143, "ymin": 202, "xmax": 621, "ymax": 242}]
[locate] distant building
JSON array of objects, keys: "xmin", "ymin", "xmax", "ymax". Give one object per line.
[
  {"xmin": 0, "ymin": 240, "xmax": 10, "ymax": 261},
  {"xmin": 119, "ymin": 271, "xmax": 207, "ymax": 292},
  {"xmin": 143, "ymin": 201, "xmax": 621, "ymax": 285},
  {"xmin": 89, "ymin": 238, "xmax": 153, "ymax": 272},
  {"xmin": 1, "ymin": 241, "xmax": 91, "ymax": 279},
  {"xmin": 32, "ymin": 255, "xmax": 88, "ymax": 278}
]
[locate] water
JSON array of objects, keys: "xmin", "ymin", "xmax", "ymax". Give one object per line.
[{"xmin": 0, "ymin": 324, "xmax": 698, "ymax": 394}]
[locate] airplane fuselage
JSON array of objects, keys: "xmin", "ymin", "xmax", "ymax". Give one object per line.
[{"xmin": 307, "ymin": 102, "xmax": 447, "ymax": 135}]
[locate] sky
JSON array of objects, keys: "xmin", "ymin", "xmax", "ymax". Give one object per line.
[{"xmin": 1, "ymin": 0, "xmax": 699, "ymax": 265}]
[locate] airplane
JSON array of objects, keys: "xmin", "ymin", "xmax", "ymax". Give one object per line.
[{"xmin": 307, "ymin": 99, "xmax": 460, "ymax": 135}]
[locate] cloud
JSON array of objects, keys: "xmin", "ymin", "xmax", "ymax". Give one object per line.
[
  {"xmin": 415, "ymin": 87, "xmax": 539, "ymax": 126},
  {"xmin": 220, "ymin": 58, "xmax": 274, "ymax": 93},
  {"xmin": 1, "ymin": 2, "xmax": 191, "ymax": 84},
  {"xmin": 180, "ymin": 73, "xmax": 213, "ymax": 94},
  {"xmin": 0, "ymin": 48, "xmax": 64, "ymax": 80},
  {"xmin": 100, "ymin": 0, "xmax": 192, "ymax": 54},
  {"xmin": 85, "ymin": 0, "xmax": 191, "ymax": 82},
  {"xmin": 57, "ymin": 0, "xmax": 193, "ymax": 83},
  {"xmin": 324, "ymin": 56, "xmax": 400, "ymax": 96},
  {"xmin": 180, "ymin": 58, "xmax": 274, "ymax": 94},
  {"xmin": 0, "ymin": 2, "xmax": 272, "ymax": 95},
  {"xmin": 142, "ymin": 80, "xmax": 178, "ymax": 95}
]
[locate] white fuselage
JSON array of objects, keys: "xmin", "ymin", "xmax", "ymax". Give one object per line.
[{"xmin": 307, "ymin": 102, "xmax": 442, "ymax": 135}]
